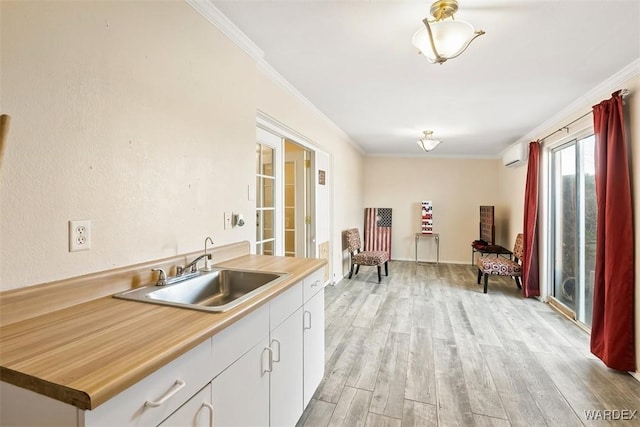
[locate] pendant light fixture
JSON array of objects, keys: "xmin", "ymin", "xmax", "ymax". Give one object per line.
[
  {"xmin": 412, "ymin": 0, "xmax": 485, "ymax": 64},
  {"xmin": 417, "ymin": 130, "xmax": 442, "ymax": 152}
]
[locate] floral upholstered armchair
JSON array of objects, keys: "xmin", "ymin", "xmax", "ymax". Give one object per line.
[{"xmin": 475, "ymin": 233, "xmax": 524, "ymax": 293}]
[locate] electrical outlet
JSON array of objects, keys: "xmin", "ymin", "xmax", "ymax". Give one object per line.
[
  {"xmin": 69, "ymin": 220, "xmax": 91, "ymax": 252},
  {"xmin": 224, "ymin": 212, "xmax": 232, "ymax": 230}
]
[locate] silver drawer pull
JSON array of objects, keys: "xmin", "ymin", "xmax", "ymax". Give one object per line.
[
  {"xmin": 311, "ymin": 280, "xmax": 321, "ymax": 287},
  {"xmin": 303, "ymin": 310, "xmax": 312, "ymax": 330},
  {"xmin": 145, "ymin": 379, "xmax": 186, "ymax": 407},
  {"xmin": 271, "ymin": 339, "xmax": 281, "ymax": 363},
  {"xmin": 202, "ymin": 402, "xmax": 214, "ymax": 427},
  {"xmin": 262, "ymin": 347, "xmax": 273, "ymax": 374}
]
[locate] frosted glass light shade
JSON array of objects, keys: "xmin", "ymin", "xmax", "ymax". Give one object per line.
[
  {"xmin": 416, "ymin": 138, "xmax": 442, "ymax": 152},
  {"xmin": 412, "ymin": 19, "xmax": 476, "ymax": 63}
]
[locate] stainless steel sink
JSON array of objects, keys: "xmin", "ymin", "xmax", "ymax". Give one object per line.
[{"xmin": 114, "ymin": 268, "xmax": 288, "ymax": 312}]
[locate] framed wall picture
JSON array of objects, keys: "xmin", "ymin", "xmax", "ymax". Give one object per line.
[{"xmin": 421, "ymin": 201, "xmax": 433, "ymax": 234}]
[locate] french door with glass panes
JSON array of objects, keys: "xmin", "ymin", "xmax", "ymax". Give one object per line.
[
  {"xmin": 256, "ymin": 142, "xmax": 277, "ymax": 255},
  {"xmin": 550, "ymin": 134, "xmax": 596, "ymax": 328}
]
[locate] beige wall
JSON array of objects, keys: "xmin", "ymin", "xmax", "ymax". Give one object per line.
[
  {"xmin": 497, "ymin": 161, "xmax": 527, "ymax": 249},
  {"xmin": 0, "ymin": 1, "xmax": 364, "ymax": 290},
  {"xmin": 362, "ymin": 156, "xmax": 502, "ymax": 264}
]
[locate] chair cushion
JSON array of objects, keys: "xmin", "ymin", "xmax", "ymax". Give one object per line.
[
  {"xmin": 476, "ymin": 255, "xmax": 522, "ymax": 276},
  {"xmin": 353, "ymin": 251, "xmax": 389, "ymax": 266}
]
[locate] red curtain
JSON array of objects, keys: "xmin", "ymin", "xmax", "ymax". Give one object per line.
[
  {"xmin": 590, "ymin": 91, "xmax": 635, "ymax": 371},
  {"xmin": 522, "ymin": 141, "xmax": 540, "ymax": 297}
]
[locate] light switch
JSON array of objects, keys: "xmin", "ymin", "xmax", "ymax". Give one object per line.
[{"xmin": 224, "ymin": 211, "xmax": 232, "ymax": 230}]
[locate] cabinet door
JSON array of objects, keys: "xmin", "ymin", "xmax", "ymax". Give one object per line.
[
  {"xmin": 270, "ymin": 308, "xmax": 304, "ymax": 427},
  {"xmin": 158, "ymin": 384, "xmax": 212, "ymax": 427},
  {"xmin": 303, "ymin": 287, "xmax": 325, "ymax": 408},
  {"xmin": 211, "ymin": 337, "xmax": 270, "ymax": 427}
]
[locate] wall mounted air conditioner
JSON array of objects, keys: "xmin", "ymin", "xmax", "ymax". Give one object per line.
[{"xmin": 502, "ymin": 142, "xmax": 528, "ymax": 167}]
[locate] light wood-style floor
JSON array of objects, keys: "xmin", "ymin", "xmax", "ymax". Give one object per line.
[{"xmin": 297, "ymin": 261, "xmax": 640, "ymax": 427}]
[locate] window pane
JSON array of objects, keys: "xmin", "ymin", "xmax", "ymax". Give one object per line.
[
  {"xmin": 263, "ymin": 209, "xmax": 274, "ymax": 240},
  {"xmin": 263, "ymin": 177, "xmax": 274, "ymax": 208},
  {"xmin": 262, "ymin": 240, "xmax": 273, "ymax": 256},
  {"xmin": 553, "ymin": 144, "xmax": 577, "ymax": 312},
  {"xmin": 285, "ymin": 207, "xmax": 295, "ymax": 229},
  {"xmin": 285, "ymin": 162, "xmax": 295, "ymax": 181},
  {"xmin": 261, "ymin": 146, "xmax": 273, "ymax": 177},
  {"xmin": 285, "ymin": 186, "xmax": 294, "ymax": 206},
  {"xmin": 285, "ymin": 230, "xmax": 295, "ymax": 256}
]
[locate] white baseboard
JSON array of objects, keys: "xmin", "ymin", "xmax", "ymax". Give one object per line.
[{"xmin": 331, "ymin": 276, "xmax": 344, "ymax": 287}]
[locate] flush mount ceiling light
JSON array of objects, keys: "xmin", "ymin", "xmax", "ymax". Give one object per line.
[
  {"xmin": 417, "ymin": 130, "xmax": 442, "ymax": 152},
  {"xmin": 411, "ymin": 0, "xmax": 485, "ymax": 64}
]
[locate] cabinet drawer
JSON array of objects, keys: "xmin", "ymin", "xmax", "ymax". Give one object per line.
[
  {"xmin": 211, "ymin": 303, "xmax": 269, "ymax": 378},
  {"xmin": 83, "ymin": 339, "xmax": 211, "ymax": 427},
  {"xmin": 158, "ymin": 383, "xmax": 212, "ymax": 427},
  {"xmin": 270, "ymin": 281, "xmax": 302, "ymax": 329},
  {"xmin": 303, "ymin": 269, "xmax": 324, "ymax": 303}
]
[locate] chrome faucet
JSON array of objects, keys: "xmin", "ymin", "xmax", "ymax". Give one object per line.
[
  {"xmin": 204, "ymin": 236, "xmax": 214, "ymax": 258},
  {"xmin": 203, "ymin": 236, "xmax": 214, "ymax": 271},
  {"xmin": 176, "ymin": 254, "xmax": 211, "ymax": 277},
  {"xmin": 175, "ymin": 236, "xmax": 214, "ymax": 277}
]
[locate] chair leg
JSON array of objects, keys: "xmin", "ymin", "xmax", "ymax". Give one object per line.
[
  {"xmin": 483, "ymin": 273, "xmax": 489, "ymax": 294},
  {"xmin": 355, "ymin": 265, "xmax": 360, "ymax": 275},
  {"xmin": 477, "ymin": 269, "xmax": 482, "ymax": 285},
  {"xmin": 515, "ymin": 276, "xmax": 522, "ymax": 289},
  {"xmin": 348, "ymin": 263, "xmax": 355, "ymax": 279},
  {"xmin": 377, "ymin": 265, "xmax": 382, "ymax": 283},
  {"xmin": 384, "ymin": 261, "xmax": 389, "ymax": 276}
]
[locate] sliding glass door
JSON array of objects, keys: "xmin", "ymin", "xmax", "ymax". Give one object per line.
[{"xmin": 550, "ymin": 134, "xmax": 596, "ymax": 327}]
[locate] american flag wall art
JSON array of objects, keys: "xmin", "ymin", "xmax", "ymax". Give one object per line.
[{"xmin": 364, "ymin": 208, "xmax": 392, "ymax": 258}]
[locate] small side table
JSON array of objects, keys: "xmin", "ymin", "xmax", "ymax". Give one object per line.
[
  {"xmin": 471, "ymin": 244, "xmax": 512, "ymax": 265},
  {"xmin": 415, "ymin": 233, "xmax": 440, "ymax": 264}
]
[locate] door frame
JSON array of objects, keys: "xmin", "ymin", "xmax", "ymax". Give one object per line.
[{"xmin": 257, "ymin": 111, "xmax": 332, "ymax": 283}]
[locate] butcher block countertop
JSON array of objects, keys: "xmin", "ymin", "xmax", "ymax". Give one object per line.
[{"xmin": 0, "ymin": 252, "xmax": 326, "ymax": 410}]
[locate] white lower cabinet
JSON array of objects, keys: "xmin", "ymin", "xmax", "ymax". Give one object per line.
[
  {"xmin": 159, "ymin": 383, "xmax": 213, "ymax": 427},
  {"xmin": 211, "ymin": 337, "xmax": 271, "ymax": 426},
  {"xmin": 303, "ymin": 287, "xmax": 325, "ymax": 408},
  {"xmin": 0, "ymin": 268, "xmax": 325, "ymax": 427},
  {"xmin": 270, "ymin": 308, "xmax": 304, "ymax": 427}
]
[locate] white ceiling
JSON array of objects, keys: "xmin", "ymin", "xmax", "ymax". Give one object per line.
[{"xmin": 211, "ymin": 0, "xmax": 640, "ymax": 157}]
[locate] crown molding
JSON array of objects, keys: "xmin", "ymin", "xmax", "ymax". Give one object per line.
[
  {"xmin": 185, "ymin": 0, "xmax": 264, "ymax": 62},
  {"xmin": 506, "ymin": 58, "xmax": 640, "ymax": 154},
  {"xmin": 255, "ymin": 62, "xmax": 365, "ymax": 155},
  {"xmin": 186, "ymin": 0, "xmax": 365, "ymax": 155}
]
